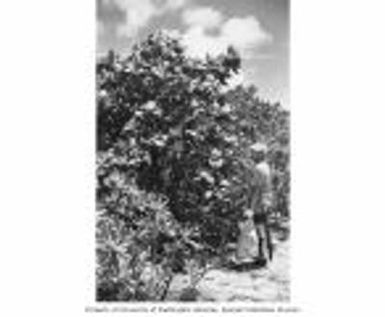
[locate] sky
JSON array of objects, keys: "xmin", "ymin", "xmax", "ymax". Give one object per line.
[{"xmin": 97, "ymin": 0, "xmax": 289, "ymax": 108}]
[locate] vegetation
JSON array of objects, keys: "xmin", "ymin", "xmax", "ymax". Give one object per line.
[{"xmin": 96, "ymin": 31, "xmax": 289, "ymax": 301}]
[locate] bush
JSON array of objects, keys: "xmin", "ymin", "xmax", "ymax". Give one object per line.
[
  {"xmin": 96, "ymin": 171, "xmax": 182, "ymax": 300},
  {"xmin": 96, "ymin": 31, "xmax": 290, "ymax": 301}
]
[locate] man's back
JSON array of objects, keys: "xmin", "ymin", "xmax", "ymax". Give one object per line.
[{"xmin": 249, "ymin": 161, "xmax": 273, "ymax": 214}]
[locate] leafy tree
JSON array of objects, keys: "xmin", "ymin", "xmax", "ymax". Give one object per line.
[
  {"xmin": 96, "ymin": 31, "xmax": 290, "ymax": 301},
  {"xmin": 225, "ymin": 86, "xmax": 290, "ymax": 218}
]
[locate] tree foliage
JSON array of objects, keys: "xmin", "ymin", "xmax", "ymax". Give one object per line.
[{"xmin": 96, "ymin": 31, "xmax": 290, "ymax": 301}]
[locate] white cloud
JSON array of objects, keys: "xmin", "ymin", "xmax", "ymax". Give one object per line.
[
  {"xmin": 103, "ymin": 0, "xmax": 188, "ymax": 38},
  {"xmin": 183, "ymin": 27, "xmax": 226, "ymax": 57},
  {"xmin": 101, "ymin": 1, "xmax": 271, "ymax": 58},
  {"xmin": 182, "ymin": 7, "xmax": 223, "ymax": 30},
  {"xmin": 180, "ymin": 6, "xmax": 272, "ymax": 59},
  {"xmin": 115, "ymin": 0, "xmax": 157, "ymax": 37},
  {"xmin": 222, "ymin": 17, "xmax": 271, "ymax": 52}
]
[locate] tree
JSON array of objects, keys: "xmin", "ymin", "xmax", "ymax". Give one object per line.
[
  {"xmin": 96, "ymin": 31, "xmax": 290, "ymax": 301},
  {"xmin": 225, "ymin": 86, "xmax": 290, "ymax": 218}
]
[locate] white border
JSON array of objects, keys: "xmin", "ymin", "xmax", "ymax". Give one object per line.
[{"xmin": 1, "ymin": 0, "xmax": 385, "ymax": 316}]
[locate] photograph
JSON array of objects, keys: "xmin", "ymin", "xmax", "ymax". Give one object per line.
[
  {"xmin": 96, "ymin": 0, "xmax": 290, "ymax": 302},
  {"xmin": 3, "ymin": 0, "xmax": 385, "ymax": 315}
]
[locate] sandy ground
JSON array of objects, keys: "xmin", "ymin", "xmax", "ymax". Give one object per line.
[{"xmin": 166, "ymin": 236, "xmax": 290, "ymax": 302}]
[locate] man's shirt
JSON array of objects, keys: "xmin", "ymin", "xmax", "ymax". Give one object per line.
[{"xmin": 248, "ymin": 161, "xmax": 273, "ymax": 214}]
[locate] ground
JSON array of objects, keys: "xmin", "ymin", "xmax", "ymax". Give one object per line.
[{"xmin": 166, "ymin": 227, "xmax": 290, "ymax": 302}]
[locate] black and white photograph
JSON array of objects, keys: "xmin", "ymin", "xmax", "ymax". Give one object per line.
[
  {"xmin": 96, "ymin": 0, "xmax": 289, "ymax": 302},
  {"xmin": 3, "ymin": 0, "xmax": 385, "ymax": 315}
]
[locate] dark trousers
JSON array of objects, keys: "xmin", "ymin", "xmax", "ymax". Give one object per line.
[{"xmin": 253, "ymin": 212, "xmax": 268, "ymax": 260}]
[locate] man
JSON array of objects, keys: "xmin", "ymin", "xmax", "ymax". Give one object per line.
[{"xmin": 248, "ymin": 142, "xmax": 274, "ymax": 264}]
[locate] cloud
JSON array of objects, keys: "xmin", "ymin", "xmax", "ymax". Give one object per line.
[
  {"xmin": 161, "ymin": 0, "xmax": 187, "ymax": 10},
  {"xmin": 222, "ymin": 17, "xmax": 271, "ymax": 52},
  {"xmin": 183, "ymin": 27, "xmax": 225, "ymax": 57},
  {"xmin": 180, "ymin": 6, "xmax": 272, "ymax": 59},
  {"xmin": 111, "ymin": 0, "xmax": 158, "ymax": 37},
  {"xmin": 182, "ymin": 7, "xmax": 223, "ymax": 30},
  {"xmin": 102, "ymin": 0, "xmax": 188, "ymax": 38},
  {"xmin": 100, "ymin": 1, "xmax": 271, "ymax": 60}
]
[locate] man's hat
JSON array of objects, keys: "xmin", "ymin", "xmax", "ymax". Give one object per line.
[{"xmin": 250, "ymin": 142, "xmax": 268, "ymax": 153}]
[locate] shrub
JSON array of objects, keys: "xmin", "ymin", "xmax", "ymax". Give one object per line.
[{"xmin": 96, "ymin": 31, "xmax": 290, "ymax": 301}]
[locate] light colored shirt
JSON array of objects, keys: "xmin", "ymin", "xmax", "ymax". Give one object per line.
[{"xmin": 249, "ymin": 161, "xmax": 273, "ymax": 213}]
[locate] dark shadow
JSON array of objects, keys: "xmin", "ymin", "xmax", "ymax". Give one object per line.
[{"xmin": 225, "ymin": 257, "xmax": 268, "ymax": 272}]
